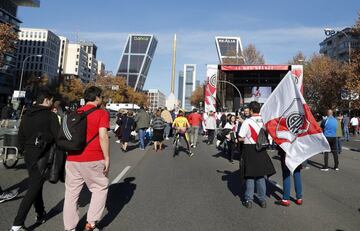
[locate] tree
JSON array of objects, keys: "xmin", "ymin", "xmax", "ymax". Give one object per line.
[
  {"xmin": 346, "ymin": 11, "xmax": 360, "ymax": 109},
  {"xmin": 59, "ymin": 77, "xmax": 84, "ymax": 103},
  {"xmin": 303, "ymin": 54, "xmax": 349, "ymax": 113},
  {"xmin": 190, "ymin": 84, "xmax": 204, "ymax": 107},
  {"xmin": 0, "ymin": 23, "xmax": 17, "ymax": 67},
  {"xmin": 288, "ymin": 51, "xmax": 306, "ymax": 65},
  {"xmin": 242, "ymin": 44, "xmax": 265, "ymax": 65}
]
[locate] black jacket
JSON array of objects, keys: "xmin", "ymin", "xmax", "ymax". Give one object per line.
[{"xmin": 18, "ymin": 105, "xmax": 60, "ymax": 166}]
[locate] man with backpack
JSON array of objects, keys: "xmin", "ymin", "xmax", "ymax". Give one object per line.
[
  {"xmin": 62, "ymin": 86, "xmax": 110, "ymax": 231},
  {"xmin": 10, "ymin": 89, "xmax": 59, "ymax": 231},
  {"xmin": 238, "ymin": 101, "xmax": 275, "ymax": 209},
  {"xmin": 134, "ymin": 106, "xmax": 150, "ymax": 150}
]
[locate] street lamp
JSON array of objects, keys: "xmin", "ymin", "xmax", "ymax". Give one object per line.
[
  {"xmin": 217, "ymin": 80, "xmax": 243, "ymax": 109},
  {"xmin": 18, "ymin": 54, "xmax": 42, "ymax": 92},
  {"xmin": 324, "ymin": 28, "xmax": 351, "ymax": 64}
]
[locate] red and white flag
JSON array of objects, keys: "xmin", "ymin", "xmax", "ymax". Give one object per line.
[{"xmin": 260, "ymin": 71, "xmax": 330, "ymax": 173}]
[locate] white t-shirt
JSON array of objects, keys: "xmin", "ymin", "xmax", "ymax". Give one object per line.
[
  {"xmin": 350, "ymin": 117, "xmax": 359, "ymax": 126},
  {"xmin": 238, "ymin": 115, "xmax": 263, "ymax": 144}
]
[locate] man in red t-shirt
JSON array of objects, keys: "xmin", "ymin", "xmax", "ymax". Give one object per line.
[
  {"xmin": 187, "ymin": 108, "xmax": 203, "ymax": 148},
  {"xmin": 63, "ymin": 86, "xmax": 110, "ymax": 231}
]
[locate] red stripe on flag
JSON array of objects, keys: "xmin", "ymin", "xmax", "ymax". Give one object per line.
[{"xmin": 249, "ymin": 125, "xmax": 258, "ymax": 142}]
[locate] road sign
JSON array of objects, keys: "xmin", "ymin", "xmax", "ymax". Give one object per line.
[{"xmin": 12, "ymin": 90, "xmax": 26, "ymax": 98}]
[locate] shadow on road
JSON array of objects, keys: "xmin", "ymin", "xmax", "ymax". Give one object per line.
[
  {"xmin": 308, "ymin": 160, "xmax": 323, "ymax": 169},
  {"xmin": 74, "ymin": 177, "xmax": 137, "ymax": 230},
  {"xmin": 98, "ymin": 177, "xmax": 136, "ymax": 229},
  {"xmin": 217, "ymin": 169, "xmax": 244, "ymax": 201}
]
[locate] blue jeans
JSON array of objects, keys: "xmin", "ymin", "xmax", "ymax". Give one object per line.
[
  {"xmin": 336, "ymin": 137, "xmax": 342, "ymax": 154},
  {"xmin": 343, "ymin": 127, "xmax": 350, "ymax": 141},
  {"xmin": 282, "ymin": 163, "xmax": 302, "ymax": 200},
  {"xmin": 244, "ymin": 177, "xmax": 266, "ymax": 202},
  {"xmin": 138, "ymin": 128, "xmax": 146, "ymax": 149},
  {"xmin": 164, "ymin": 123, "xmax": 171, "ymax": 138}
]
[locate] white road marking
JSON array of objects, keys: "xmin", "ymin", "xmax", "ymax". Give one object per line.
[
  {"xmin": 343, "ymin": 146, "xmax": 350, "ymax": 150},
  {"xmin": 111, "ymin": 166, "xmax": 131, "ymax": 185}
]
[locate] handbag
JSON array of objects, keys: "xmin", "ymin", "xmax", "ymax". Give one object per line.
[{"xmin": 37, "ymin": 143, "xmax": 66, "ymax": 183}]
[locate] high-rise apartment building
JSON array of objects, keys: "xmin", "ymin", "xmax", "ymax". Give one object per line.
[
  {"xmin": 63, "ymin": 43, "xmax": 89, "ymax": 82},
  {"xmin": 116, "ymin": 34, "xmax": 158, "ymax": 91},
  {"xmin": 17, "ymin": 28, "xmax": 60, "ymax": 84},
  {"xmin": 320, "ymin": 27, "xmax": 360, "ymax": 63},
  {"xmin": 80, "ymin": 41, "xmax": 98, "ymax": 81},
  {"xmin": 0, "ymin": 0, "xmax": 39, "ymax": 103}
]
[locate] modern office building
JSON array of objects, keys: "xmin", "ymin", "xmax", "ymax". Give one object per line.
[
  {"xmin": 80, "ymin": 41, "xmax": 98, "ymax": 81},
  {"xmin": 116, "ymin": 34, "xmax": 158, "ymax": 91},
  {"xmin": 215, "ymin": 36, "xmax": 244, "ymax": 64},
  {"xmin": 182, "ymin": 64, "xmax": 196, "ymax": 111},
  {"xmin": 0, "ymin": 0, "xmax": 40, "ymax": 103},
  {"xmin": 177, "ymin": 70, "xmax": 184, "ymax": 105},
  {"xmin": 63, "ymin": 43, "xmax": 89, "ymax": 82},
  {"xmin": 319, "ymin": 27, "xmax": 360, "ymax": 63},
  {"xmin": 17, "ymin": 28, "xmax": 60, "ymax": 85},
  {"xmin": 147, "ymin": 89, "xmax": 166, "ymax": 111}
]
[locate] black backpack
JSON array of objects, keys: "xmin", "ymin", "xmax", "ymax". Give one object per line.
[
  {"xmin": 57, "ymin": 107, "xmax": 99, "ymax": 152},
  {"xmin": 250, "ymin": 118, "xmax": 270, "ymax": 152}
]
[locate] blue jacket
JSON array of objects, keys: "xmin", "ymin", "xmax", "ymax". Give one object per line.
[{"xmin": 322, "ymin": 116, "xmax": 338, "ymax": 137}]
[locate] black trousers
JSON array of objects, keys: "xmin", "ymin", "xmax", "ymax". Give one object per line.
[
  {"xmin": 13, "ymin": 162, "xmax": 45, "ymax": 226},
  {"xmin": 227, "ymin": 141, "xmax": 236, "ymax": 161},
  {"xmin": 207, "ymin": 129, "xmax": 215, "ymax": 144},
  {"xmin": 324, "ymin": 137, "xmax": 339, "ymax": 168}
]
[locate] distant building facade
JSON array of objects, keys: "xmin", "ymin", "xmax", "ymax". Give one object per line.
[
  {"xmin": 62, "ymin": 43, "xmax": 89, "ymax": 82},
  {"xmin": 177, "ymin": 70, "xmax": 184, "ymax": 106},
  {"xmin": 116, "ymin": 34, "xmax": 158, "ymax": 91},
  {"xmin": 320, "ymin": 27, "xmax": 360, "ymax": 63},
  {"xmin": 182, "ymin": 64, "xmax": 196, "ymax": 111},
  {"xmin": 0, "ymin": 0, "xmax": 39, "ymax": 103},
  {"xmin": 97, "ymin": 60, "xmax": 105, "ymax": 75},
  {"xmin": 147, "ymin": 89, "xmax": 166, "ymax": 111},
  {"xmin": 80, "ymin": 41, "xmax": 98, "ymax": 81},
  {"xmin": 17, "ymin": 28, "xmax": 60, "ymax": 84}
]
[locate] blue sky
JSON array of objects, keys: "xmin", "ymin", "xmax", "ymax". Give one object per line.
[{"xmin": 18, "ymin": 0, "xmax": 359, "ymax": 96}]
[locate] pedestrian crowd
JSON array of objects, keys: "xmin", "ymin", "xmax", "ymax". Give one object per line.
[{"xmin": 0, "ymin": 85, "xmax": 359, "ymax": 230}]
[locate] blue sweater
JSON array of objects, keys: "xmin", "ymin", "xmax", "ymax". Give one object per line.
[{"xmin": 323, "ymin": 116, "xmax": 338, "ymax": 137}]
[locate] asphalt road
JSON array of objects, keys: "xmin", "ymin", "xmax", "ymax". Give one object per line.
[{"xmin": 0, "ymin": 133, "xmax": 360, "ymax": 231}]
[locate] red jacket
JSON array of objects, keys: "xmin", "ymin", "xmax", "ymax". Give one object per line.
[{"xmin": 188, "ymin": 113, "xmax": 203, "ymax": 127}]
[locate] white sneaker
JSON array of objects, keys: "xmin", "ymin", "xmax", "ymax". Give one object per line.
[
  {"xmin": 216, "ymin": 140, "xmax": 221, "ymax": 147},
  {"xmin": 115, "ymin": 140, "xmax": 121, "ymax": 143},
  {"xmin": 166, "ymin": 137, "xmax": 169, "ymax": 140}
]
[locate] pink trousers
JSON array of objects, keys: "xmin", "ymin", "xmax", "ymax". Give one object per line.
[{"xmin": 63, "ymin": 160, "xmax": 109, "ymax": 230}]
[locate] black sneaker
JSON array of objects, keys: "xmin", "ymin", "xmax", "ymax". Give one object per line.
[
  {"xmin": 243, "ymin": 200, "xmax": 252, "ymax": 208},
  {"xmin": 260, "ymin": 201, "xmax": 267, "ymax": 208},
  {"xmin": 35, "ymin": 211, "xmax": 47, "ymax": 224}
]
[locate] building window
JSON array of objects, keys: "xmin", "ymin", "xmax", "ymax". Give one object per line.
[{"xmin": 75, "ymin": 68, "xmax": 77, "ymax": 72}]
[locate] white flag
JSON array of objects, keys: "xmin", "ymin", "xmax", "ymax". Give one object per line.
[{"xmin": 260, "ymin": 71, "xmax": 330, "ymax": 173}]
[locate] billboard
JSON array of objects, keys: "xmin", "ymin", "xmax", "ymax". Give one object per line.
[{"xmin": 215, "ymin": 36, "xmax": 243, "ymax": 64}]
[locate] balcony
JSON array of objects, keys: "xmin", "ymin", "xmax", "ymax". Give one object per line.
[{"xmin": 12, "ymin": 0, "xmax": 40, "ymax": 7}]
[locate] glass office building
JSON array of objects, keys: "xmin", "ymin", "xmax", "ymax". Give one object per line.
[
  {"xmin": 116, "ymin": 34, "xmax": 158, "ymax": 91},
  {"xmin": 182, "ymin": 64, "xmax": 196, "ymax": 111}
]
